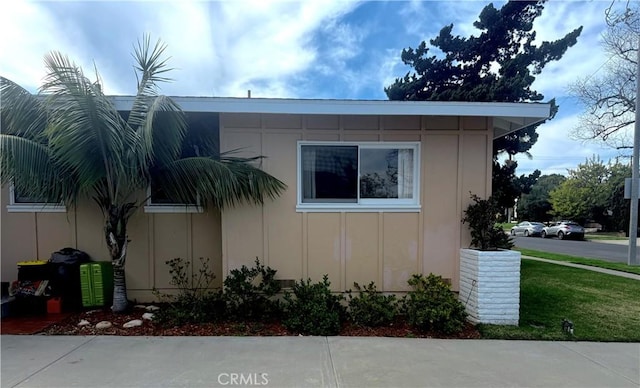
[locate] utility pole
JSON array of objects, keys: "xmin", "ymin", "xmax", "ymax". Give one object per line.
[{"xmin": 628, "ymin": 37, "xmax": 640, "ymax": 266}]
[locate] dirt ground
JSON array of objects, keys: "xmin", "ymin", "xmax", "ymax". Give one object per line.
[{"xmin": 42, "ymin": 306, "xmax": 481, "ymax": 338}]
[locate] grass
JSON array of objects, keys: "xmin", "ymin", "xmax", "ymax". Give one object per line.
[
  {"xmin": 585, "ymin": 232, "xmax": 627, "ymax": 241},
  {"xmin": 515, "ymin": 247, "xmax": 640, "ymax": 275},
  {"xmin": 498, "ymin": 222, "xmax": 516, "ymax": 231},
  {"xmin": 478, "ymin": 259, "xmax": 640, "ymax": 341}
]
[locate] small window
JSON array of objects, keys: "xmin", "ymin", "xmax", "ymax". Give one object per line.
[
  {"xmin": 7, "ymin": 184, "xmax": 66, "ymax": 213},
  {"xmin": 143, "ymin": 181, "xmax": 202, "ymax": 213},
  {"xmin": 297, "ymin": 142, "xmax": 420, "ymax": 211}
]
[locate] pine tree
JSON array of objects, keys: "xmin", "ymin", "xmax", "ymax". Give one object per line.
[{"xmin": 386, "ymin": 0, "xmax": 582, "ymax": 210}]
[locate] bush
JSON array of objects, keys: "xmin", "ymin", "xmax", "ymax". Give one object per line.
[
  {"xmin": 283, "ymin": 275, "xmax": 345, "ymax": 335},
  {"xmin": 462, "ymin": 193, "xmax": 514, "ymax": 250},
  {"xmin": 153, "ymin": 257, "xmax": 226, "ymax": 326},
  {"xmin": 347, "ymin": 282, "xmax": 397, "ymax": 327},
  {"xmin": 223, "ymin": 258, "xmax": 281, "ymax": 321},
  {"xmin": 402, "ymin": 274, "xmax": 467, "ymax": 334}
]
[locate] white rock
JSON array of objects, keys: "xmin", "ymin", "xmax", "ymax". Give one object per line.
[
  {"xmin": 145, "ymin": 305, "xmax": 160, "ymax": 311},
  {"xmin": 123, "ymin": 319, "xmax": 143, "ymax": 328},
  {"xmin": 78, "ymin": 319, "xmax": 90, "ymax": 327},
  {"xmin": 86, "ymin": 309, "xmax": 101, "ymax": 315},
  {"xmin": 95, "ymin": 321, "xmax": 112, "ymax": 329},
  {"xmin": 133, "ymin": 304, "xmax": 147, "ymax": 309},
  {"xmin": 142, "ymin": 312, "xmax": 155, "ymax": 321}
]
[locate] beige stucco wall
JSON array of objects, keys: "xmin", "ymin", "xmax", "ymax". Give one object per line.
[
  {"xmin": 0, "ymin": 187, "xmax": 222, "ymax": 302},
  {"xmin": 1, "ymin": 112, "xmax": 491, "ymax": 298},
  {"xmin": 220, "ymin": 113, "xmax": 492, "ymax": 292}
]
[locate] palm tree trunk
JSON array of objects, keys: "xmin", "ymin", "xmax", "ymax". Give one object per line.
[
  {"xmin": 105, "ymin": 205, "xmax": 132, "ymax": 313},
  {"xmin": 112, "ymin": 263, "xmax": 128, "ymax": 312}
]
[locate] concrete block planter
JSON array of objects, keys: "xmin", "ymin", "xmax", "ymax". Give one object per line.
[{"xmin": 459, "ymin": 248, "xmax": 521, "ymax": 325}]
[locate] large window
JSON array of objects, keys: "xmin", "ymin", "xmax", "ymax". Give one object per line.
[{"xmin": 297, "ymin": 142, "xmax": 420, "ymax": 211}]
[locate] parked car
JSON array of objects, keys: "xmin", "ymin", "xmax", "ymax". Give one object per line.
[
  {"xmin": 541, "ymin": 221, "xmax": 585, "ymax": 240},
  {"xmin": 510, "ymin": 221, "xmax": 545, "ymax": 237}
]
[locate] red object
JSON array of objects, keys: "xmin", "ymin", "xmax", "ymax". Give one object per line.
[{"xmin": 47, "ymin": 297, "xmax": 62, "ymax": 314}]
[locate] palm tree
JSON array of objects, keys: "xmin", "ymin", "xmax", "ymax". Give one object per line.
[{"xmin": 0, "ymin": 36, "xmax": 286, "ymax": 312}]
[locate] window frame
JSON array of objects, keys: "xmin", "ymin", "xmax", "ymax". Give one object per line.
[
  {"xmin": 6, "ymin": 184, "xmax": 67, "ymax": 213},
  {"xmin": 143, "ymin": 184, "xmax": 203, "ymax": 214},
  {"xmin": 296, "ymin": 141, "xmax": 421, "ymax": 212}
]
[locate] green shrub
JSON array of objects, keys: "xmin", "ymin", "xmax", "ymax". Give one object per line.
[
  {"xmin": 283, "ymin": 275, "xmax": 345, "ymax": 335},
  {"xmin": 402, "ymin": 274, "xmax": 467, "ymax": 334},
  {"xmin": 462, "ymin": 193, "xmax": 514, "ymax": 250},
  {"xmin": 153, "ymin": 257, "xmax": 226, "ymax": 326},
  {"xmin": 347, "ymin": 282, "xmax": 397, "ymax": 327},
  {"xmin": 223, "ymin": 258, "xmax": 281, "ymax": 320}
]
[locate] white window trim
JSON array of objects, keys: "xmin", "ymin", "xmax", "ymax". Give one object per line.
[
  {"xmin": 6, "ymin": 184, "xmax": 67, "ymax": 213},
  {"xmin": 143, "ymin": 185, "xmax": 203, "ymax": 214},
  {"xmin": 296, "ymin": 141, "xmax": 421, "ymax": 212}
]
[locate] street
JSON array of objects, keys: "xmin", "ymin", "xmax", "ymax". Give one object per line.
[{"xmin": 513, "ymin": 236, "xmax": 639, "ymax": 263}]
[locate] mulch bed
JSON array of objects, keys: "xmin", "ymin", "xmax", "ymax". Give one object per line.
[{"xmin": 40, "ymin": 307, "xmax": 481, "ymax": 338}]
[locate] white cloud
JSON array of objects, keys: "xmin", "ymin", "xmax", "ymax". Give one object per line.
[
  {"xmin": 0, "ymin": 0, "xmax": 625, "ymax": 177},
  {"xmin": 1, "ymin": 1, "xmax": 361, "ymax": 98},
  {"xmin": 511, "ymin": 105, "xmax": 625, "ymax": 177},
  {"xmin": 530, "ymin": 1, "xmax": 609, "ymax": 100}
]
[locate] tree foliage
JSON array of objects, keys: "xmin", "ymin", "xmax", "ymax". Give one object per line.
[
  {"xmin": 0, "ymin": 36, "xmax": 286, "ymax": 312},
  {"xmin": 385, "ymin": 0, "xmax": 582, "ymax": 209},
  {"xmin": 517, "ymin": 174, "xmax": 566, "ymax": 222},
  {"xmin": 492, "ymin": 160, "xmax": 541, "ymax": 212},
  {"xmin": 569, "ymin": 3, "xmax": 639, "ymax": 149},
  {"xmin": 549, "ymin": 156, "xmax": 631, "ymax": 228}
]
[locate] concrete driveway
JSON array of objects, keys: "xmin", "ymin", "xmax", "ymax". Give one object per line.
[{"xmin": 2, "ymin": 336, "xmax": 638, "ymax": 387}]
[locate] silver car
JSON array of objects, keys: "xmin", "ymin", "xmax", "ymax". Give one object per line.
[
  {"xmin": 541, "ymin": 221, "xmax": 585, "ymax": 240},
  {"xmin": 510, "ymin": 221, "xmax": 545, "ymax": 237}
]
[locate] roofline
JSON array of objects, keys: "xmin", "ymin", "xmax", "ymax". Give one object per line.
[{"xmin": 110, "ymin": 96, "xmax": 551, "ymax": 137}]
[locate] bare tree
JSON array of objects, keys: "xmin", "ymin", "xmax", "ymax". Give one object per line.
[{"xmin": 569, "ymin": 1, "xmax": 639, "ymax": 150}]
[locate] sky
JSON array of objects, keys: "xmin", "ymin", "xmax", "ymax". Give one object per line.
[{"xmin": 0, "ymin": 0, "xmax": 633, "ymax": 177}]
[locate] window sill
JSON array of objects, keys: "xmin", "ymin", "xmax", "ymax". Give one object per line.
[
  {"xmin": 7, "ymin": 204, "xmax": 67, "ymax": 213},
  {"xmin": 143, "ymin": 205, "xmax": 203, "ymax": 214},
  {"xmin": 296, "ymin": 204, "xmax": 421, "ymax": 213}
]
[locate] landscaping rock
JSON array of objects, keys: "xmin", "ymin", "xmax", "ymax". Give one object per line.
[
  {"xmin": 95, "ymin": 321, "xmax": 112, "ymax": 329},
  {"xmin": 142, "ymin": 312, "xmax": 155, "ymax": 321},
  {"xmin": 78, "ymin": 319, "xmax": 90, "ymax": 327},
  {"xmin": 123, "ymin": 319, "xmax": 143, "ymax": 328},
  {"xmin": 146, "ymin": 305, "xmax": 160, "ymax": 311}
]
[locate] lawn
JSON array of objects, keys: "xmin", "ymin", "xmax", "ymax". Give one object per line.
[
  {"xmin": 515, "ymin": 247, "xmax": 640, "ymax": 275},
  {"xmin": 585, "ymin": 232, "xmax": 627, "ymax": 241},
  {"xmin": 478, "ymin": 259, "xmax": 640, "ymax": 341}
]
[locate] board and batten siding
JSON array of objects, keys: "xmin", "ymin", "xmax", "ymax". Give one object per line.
[
  {"xmin": 220, "ymin": 113, "xmax": 492, "ymax": 292},
  {"xmin": 0, "ymin": 187, "xmax": 222, "ymax": 302}
]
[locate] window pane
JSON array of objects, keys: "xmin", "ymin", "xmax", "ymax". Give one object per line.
[
  {"xmin": 13, "ymin": 187, "xmax": 54, "ymax": 204},
  {"xmin": 301, "ymin": 145, "xmax": 357, "ymax": 203},
  {"xmin": 360, "ymin": 148, "xmax": 413, "ymax": 199},
  {"xmin": 150, "ymin": 181, "xmax": 197, "ymax": 205}
]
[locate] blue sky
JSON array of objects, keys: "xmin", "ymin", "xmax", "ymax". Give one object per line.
[{"xmin": 1, "ymin": 0, "xmax": 631, "ymax": 177}]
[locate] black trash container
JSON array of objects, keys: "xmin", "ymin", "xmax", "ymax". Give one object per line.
[{"xmin": 48, "ymin": 248, "xmax": 91, "ymax": 311}]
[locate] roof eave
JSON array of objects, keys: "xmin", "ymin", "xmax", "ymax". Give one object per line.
[{"xmin": 110, "ymin": 96, "xmax": 551, "ymax": 137}]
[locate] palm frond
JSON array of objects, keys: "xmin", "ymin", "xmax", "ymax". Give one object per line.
[
  {"xmin": 40, "ymin": 51, "xmax": 131, "ymax": 199},
  {"xmin": 128, "ymin": 35, "xmax": 173, "ymax": 131},
  {"xmin": 0, "ymin": 77, "xmax": 47, "ymax": 140},
  {"xmin": 153, "ymin": 157, "xmax": 286, "ymax": 209},
  {"xmin": 134, "ymin": 95, "xmax": 187, "ymax": 169},
  {"xmin": 0, "ymin": 134, "xmax": 76, "ymax": 203}
]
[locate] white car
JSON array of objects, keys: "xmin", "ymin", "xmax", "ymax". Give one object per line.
[
  {"xmin": 541, "ymin": 221, "xmax": 585, "ymax": 240},
  {"xmin": 510, "ymin": 221, "xmax": 545, "ymax": 237}
]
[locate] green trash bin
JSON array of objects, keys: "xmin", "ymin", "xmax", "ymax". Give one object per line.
[{"xmin": 79, "ymin": 262, "xmax": 113, "ymax": 308}]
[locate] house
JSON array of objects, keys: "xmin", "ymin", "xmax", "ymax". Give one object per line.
[{"xmin": 1, "ymin": 97, "xmax": 550, "ymax": 301}]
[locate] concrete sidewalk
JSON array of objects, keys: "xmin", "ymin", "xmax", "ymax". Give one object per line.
[{"xmin": 2, "ymin": 336, "xmax": 638, "ymax": 387}]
